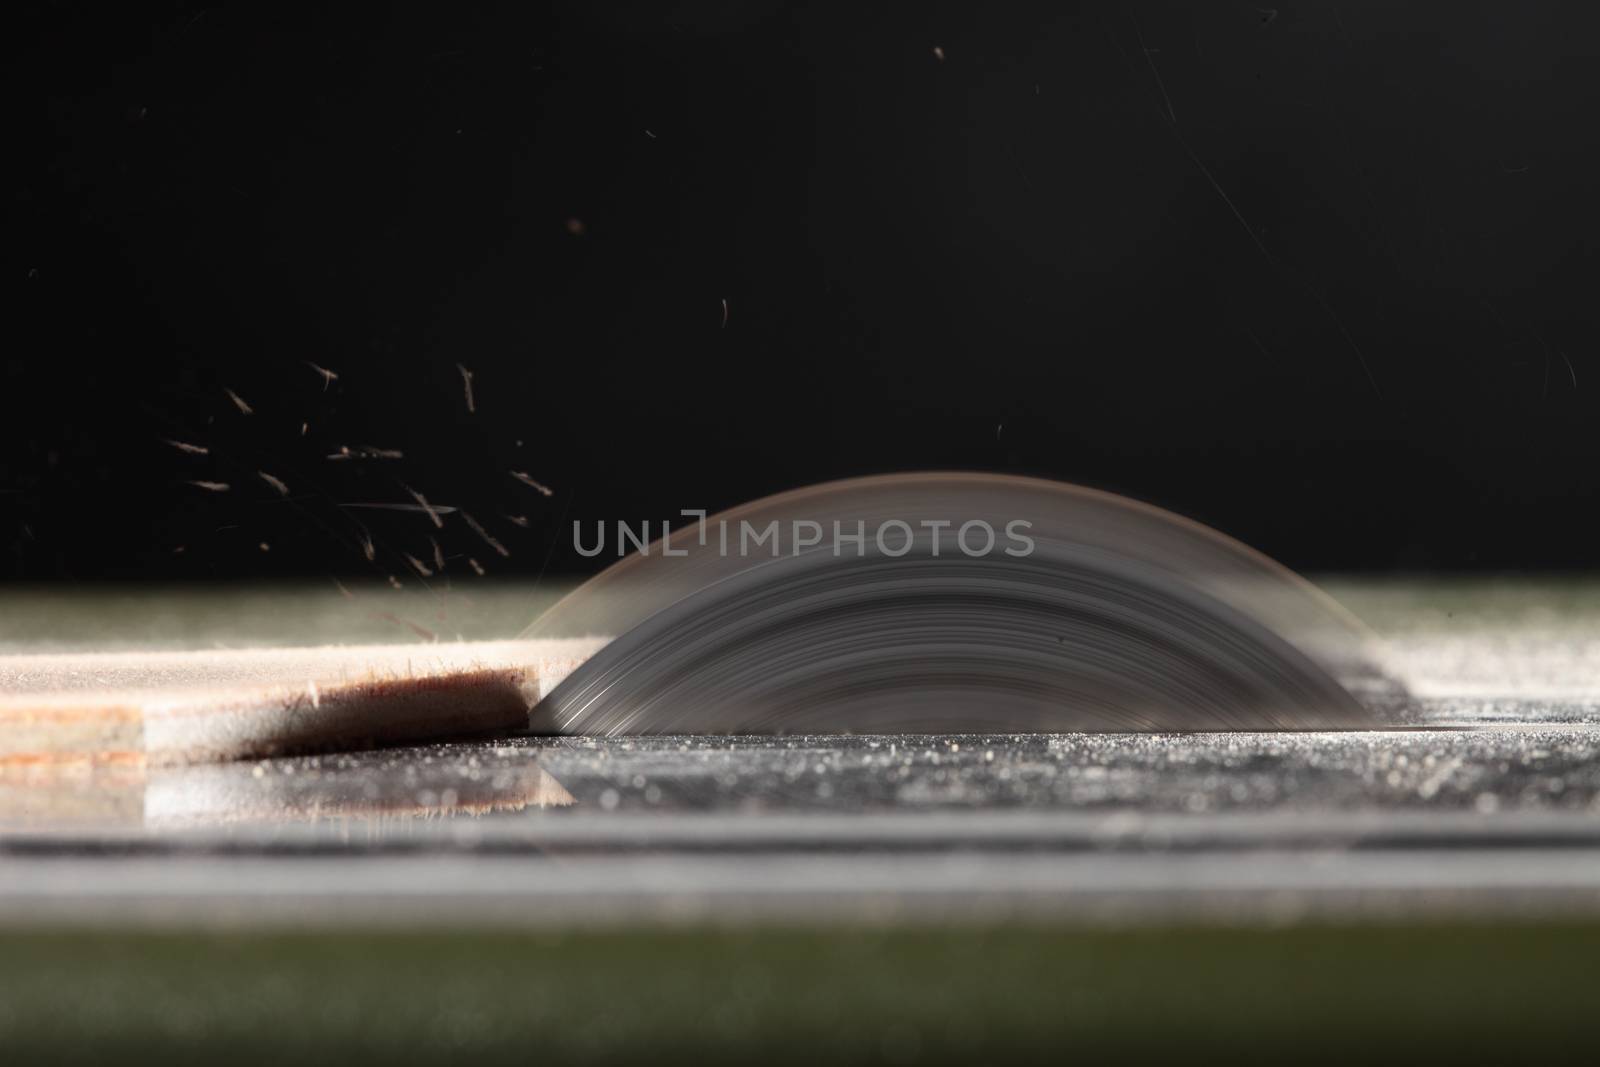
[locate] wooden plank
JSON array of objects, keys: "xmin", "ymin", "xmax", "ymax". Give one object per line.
[{"xmin": 0, "ymin": 639, "xmax": 603, "ymax": 766}]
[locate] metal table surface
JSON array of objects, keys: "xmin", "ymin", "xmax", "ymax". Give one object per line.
[{"xmin": 3, "ymin": 578, "xmax": 1600, "ymax": 924}]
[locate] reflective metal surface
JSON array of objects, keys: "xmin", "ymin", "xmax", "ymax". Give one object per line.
[
  {"xmin": 3, "ymin": 579, "xmax": 1600, "ymax": 924},
  {"xmin": 5, "ymin": 703, "xmax": 1600, "ymax": 923}
]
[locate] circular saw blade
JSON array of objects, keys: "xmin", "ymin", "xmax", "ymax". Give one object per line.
[{"xmin": 527, "ymin": 473, "xmax": 1402, "ymax": 734}]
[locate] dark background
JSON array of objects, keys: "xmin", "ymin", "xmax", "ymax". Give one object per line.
[{"xmin": 8, "ymin": 1, "xmax": 1598, "ymax": 583}]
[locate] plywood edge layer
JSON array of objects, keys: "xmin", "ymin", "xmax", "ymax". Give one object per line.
[{"xmin": 0, "ymin": 637, "xmax": 606, "ymax": 765}]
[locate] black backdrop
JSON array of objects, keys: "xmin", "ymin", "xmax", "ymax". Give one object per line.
[{"xmin": 10, "ymin": 1, "xmax": 1599, "ymax": 582}]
